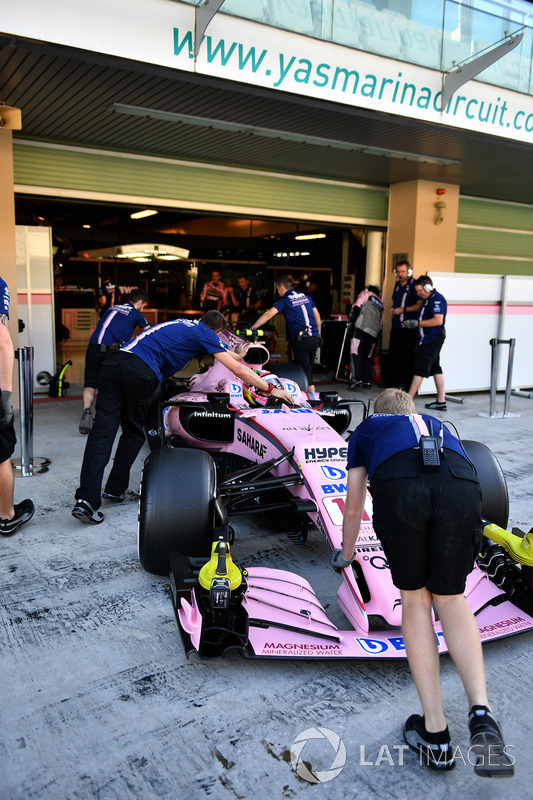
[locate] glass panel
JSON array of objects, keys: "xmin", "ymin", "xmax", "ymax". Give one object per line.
[{"xmin": 185, "ymin": 0, "xmax": 533, "ymax": 95}]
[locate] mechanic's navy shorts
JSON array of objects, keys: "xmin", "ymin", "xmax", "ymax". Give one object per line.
[
  {"xmin": 84, "ymin": 343, "xmax": 114, "ymax": 388},
  {"xmin": 369, "ymin": 448, "xmax": 483, "ymax": 594},
  {"xmin": 413, "ymin": 335, "xmax": 444, "ymax": 378},
  {"xmin": 0, "ymin": 416, "xmax": 17, "ymax": 464}
]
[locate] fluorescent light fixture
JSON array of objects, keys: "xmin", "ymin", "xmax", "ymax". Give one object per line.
[
  {"xmin": 81, "ymin": 243, "xmax": 190, "ymax": 260},
  {"xmin": 130, "ymin": 209, "xmax": 158, "ymax": 219},
  {"xmin": 82, "ymin": 224, "xmax": 92, "ymax": 229},
  {"xmin": 295, "ymin": 233, "xmax": 326, "ymax": 240},
  {"xmin": 111, "ymin": 103, "xmax": 461, "ymax": 166}
]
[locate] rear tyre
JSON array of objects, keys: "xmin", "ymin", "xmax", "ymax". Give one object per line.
[
  {"xmin": 270, "ymin": 362, "xmax": 309, "ymax": 392},
  {"xmin": 138, "ymin": 448, "xmax": 216, "ymax": 575},
  {"xmin": 462, "ymin": 440, "xmax": 509, "ymax": 529}
]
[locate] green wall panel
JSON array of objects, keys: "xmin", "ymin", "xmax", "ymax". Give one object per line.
[
  {"xmin": 458, "ymin": 198, "xmax": 533, "ymax": 232},
  {"xmin": 456, "ymin": 227, "xmax": 532, "ymax": 259},
  {"xmin": 455, "ymin": 256, "xmax": 533, "ymax": 275},
  {"xmin": 13, "ymin": 143, "xmax": 388, "ymax": 222}
]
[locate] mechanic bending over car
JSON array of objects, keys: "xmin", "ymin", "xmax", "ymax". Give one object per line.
[
  {"xmin": 252, "ymin": 274, "xmax": 322, "ymax": 393},
  {"xmin": 72, "ymin": 310, "xmax": 294, "ymax": 525},
  {"xmin": 332, "ymin": 388, "xmax": 513, "ymax": 777}
]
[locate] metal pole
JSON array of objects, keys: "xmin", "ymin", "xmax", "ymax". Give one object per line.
[
  {"xmin": 489, "ymin": 338, "xmax": 498, "ymax": 418},
  {"xmin": 511, "ymin": 389, "xmax": 533, "ymax": 399},
  {"xmin": 444, "ymin": 394, "xmax": 466, "ymax": 404},
  {"xmin": 502, "ymin": 339, "xmax": 515, "ymax": 417},
  {"xmin": 13, "ymin": 346, "xmax": 51, "ymax": 476}
]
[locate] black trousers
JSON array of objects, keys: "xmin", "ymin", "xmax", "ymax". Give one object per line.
[
  {"xmin": 290, "ymin": 336, "xmax": 319, "ymax": 385},
  {"xmin": 387, "ymin": 326, "xmax": 418, "ymax": 390},
  {"xmin": 76, "ymin": 352, "xmax": 159, "ymax": 509}
]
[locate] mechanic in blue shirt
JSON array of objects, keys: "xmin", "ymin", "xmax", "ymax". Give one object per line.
[
  {"xmin": 72, "ymin": 310, "xmax": 294, "ymax": 524},
  {"xmin": 252, "ymin": 275, "xmax": 322, "ymax": 392},
  {"xmin": 387, "ymin": 261, "xmax": 421, "ymax": 391},
  {"xmin": 79, "ymin": 290, "xmax": 150, "ymax": 435},
  {"xmin": 331, "ymin": 388, "xmax": 512, "ymax": 776},
  {"xmin": 405, "ymin": 276, "xmax": 448, "ymax": 411},
  {"xmin": 228, "ymin": 275, "xmax": 262, "ymax": 323},
  {"xmin": 0, "ymin": 276, "xmax": 34, "ymax": 534}
]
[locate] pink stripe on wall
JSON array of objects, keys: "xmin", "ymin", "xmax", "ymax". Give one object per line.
[
  {"xmin": 448, "ymin": 304, "xmax": 533, "ymax": 315},
  {"xmin": 17, "ymin": 293, "xmax": 52, "ymax": 305}
]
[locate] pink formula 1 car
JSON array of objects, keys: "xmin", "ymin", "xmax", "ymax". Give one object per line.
[{"xmin": 138, "ymin": 329, "xmax": 533, "ymax": 659}]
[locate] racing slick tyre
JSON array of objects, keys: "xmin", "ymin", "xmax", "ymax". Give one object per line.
[
  {"xmin": 463, "ymin": 440, "xmax": 509, "ymax": 529},
  {"xmin": 269, "ymin": 362, "xmax": 309, "ymax": 392},
  {"xmin": 139, "ymin": 448, "xmax": 216, "ymax": 575}
]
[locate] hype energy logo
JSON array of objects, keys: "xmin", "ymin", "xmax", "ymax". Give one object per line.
[{"xmin": 172, "ymin": 20, "xmax": 533, "ymax": 144}]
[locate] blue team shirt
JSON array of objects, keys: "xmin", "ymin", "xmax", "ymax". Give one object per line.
[
  {"xmin": 347, "ymin": 413, "xmax": 468, "ymax": 479},
  {"xmin": 0, "ymin": 277, "xmax": 9, "ymax": 317},
  {"xmin": 391, "ymin": 278, "xmax": 418, "ymax": 328},
  {"xmin": 274, "ymin": 289, "xmax": 318, "ymax": 340},
  {"xmin": 122, "ymin": 319, "xmax": 226, "ymax": 380},
  {"xmin": 89, "ymin": 302, "xmax": 148, "ymax": 346},
  {"xmin": 418, "ymin": 290, "xmax": 447, "ymax": 344}
]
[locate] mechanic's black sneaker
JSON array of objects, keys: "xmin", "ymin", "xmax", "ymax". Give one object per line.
[
  {"xmin": 72, "ymin": 499, "xmax": 104, "ymax": 525},
  {"xmin": 403, "ymin": 714, "xmax": 455, "ymax": 771},
  {"xmin": 79, "ymin": 408, "xmax": 93, "ymax": 434},
  {"xmin": 361, "ymin": 382, "xmax": 372, "ymax": 389},
  {"xmin": 468, "ymin": 706, "xmax": 514, "ymax": 778},
  {"xmin": 0, "ymin": 499, "xmax": 35, "ymax": 535},
  {"xmin": 425, "ymin": 400, "xmax": 447, "ymax": 411},
  {"xmin": 102, "ymin": 491, "xmax": 125, "ymax": 502}
]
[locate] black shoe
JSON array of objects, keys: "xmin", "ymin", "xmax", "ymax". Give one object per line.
[
  {"xmin": 403, "ymin": 714, "xmax": 454, "ymax": 771},
  {"xmin": 0, "ymin": 499, "xmax": 35, "ymax": 535},
  {"xmin": 72, "ymin": 499, "xmax": 104, "ymax": 525},
  {"xmin": 79, "ymin": 408, "xmax": 93, "ymax": 434},
  {"xmin": 425, "ymin": 400, "xmax": 447, "ymax": 411},
  {"xmin": 361, "ymin": 382, "xmax": 372, "ymax": 389},
  {"xmin": 468, "ymin": 706, "xmax": 514, "ymax": 778},
  {"xmin": 102, "ymin": 491, "xmax": 126, "ymax": 502}
]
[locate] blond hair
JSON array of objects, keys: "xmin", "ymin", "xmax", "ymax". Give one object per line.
[{"xmin": 373, "ymin": 388, "xmax": 416, "ymax": 415}]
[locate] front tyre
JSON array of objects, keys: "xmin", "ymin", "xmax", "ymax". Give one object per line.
[{"xmin": 138, "ymin": 448, "xmax": 216, "ymax": 575}]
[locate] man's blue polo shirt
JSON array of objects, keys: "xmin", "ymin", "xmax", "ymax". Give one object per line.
[
  {"xmin": 274, "ymin": 290, "xmax": 318, "ymax": 340},
  {"xmin": 418, "ymin": 290, "xmax": 447, "ymax": 344},
  {"xmin": 122, "ymin": 319, "xmax": 226, "ymax": 380},
  {"xmin": 89, "ymin": 302, "xmax": 148, "ymax": 346},
  {"xmin": 347, "ymin": 413, "xmax": 468, "ymax": 479}
]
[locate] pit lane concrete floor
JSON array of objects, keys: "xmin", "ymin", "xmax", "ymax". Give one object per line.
[{"xmin": 1, "ymin": 383, "xmax": 533, "ymax": 800}]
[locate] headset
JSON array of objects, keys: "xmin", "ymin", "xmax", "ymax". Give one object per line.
[
  {"xmin": 393, "ymin": 261, "xmax": 413, "ymax": 278},
  {"xmin": 419, "ymin": 277, "xmax": 434, "ymax": 293}
]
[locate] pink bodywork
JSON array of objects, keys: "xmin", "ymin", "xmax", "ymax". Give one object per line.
[{"xmin": 165, "ymin": 344, "xmax": 533, "ymax": 659}]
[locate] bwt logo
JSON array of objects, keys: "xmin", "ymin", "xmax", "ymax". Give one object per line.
[
  {"xmin": 322, "ymin": 483, "xmax": 347, "ymax": 494},
  {"xmin": 321, "ymin": 466, "xmax": 346, "ymax": 481}
]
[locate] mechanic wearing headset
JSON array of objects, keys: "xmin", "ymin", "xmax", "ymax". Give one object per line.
[
  {"xmin": 332, "ymin": 388, "xmax": 513, "ymax": 777},
  {"xmin": 72, "ymin": 310, "xmax": 294, "ymax": 525},
  {"xmin": 0, "ymin": 276, "xmax": 34, "ymax": 534},
  {"xmin": 387, "ymin": 260, "xmax": 421, "ymax": 391},
  {"xmin": 252, "ymin": 275, "xmax": 322, "ymax": 392},
  {"xmin": 405, "ymin": 275, "xmax": 448, "ymax": 411}
]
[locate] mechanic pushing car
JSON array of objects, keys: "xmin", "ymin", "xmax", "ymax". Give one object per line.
[
  {"xmin": 333, "ymin": 388, "xmax": 513, "ymax": 777},
  {"xmin": 252, "ymin": 275, "xmax": 322, "ymax": 392},
  {"xmin": 72, "ymin": 310, "xmax": 294, "ymax": 524}
]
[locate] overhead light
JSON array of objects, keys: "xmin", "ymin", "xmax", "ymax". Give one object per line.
[
  {"xmin": 80, "ymin": 243, "xmax": 190, "ymax": 260},
  {"xmin": 111, "ymin": 103, "xmax": 461, "ymax": 166},
  {"xmin": 82, "ymin": 224, "xmax": 92, "ymax": 229},
  {"xmin": 130, "ymin": 209, "xmax": 158, "ymax": 219},
  {"xmin": 295, "ymin": 233, "xmax": 326, "ymax": 240}
]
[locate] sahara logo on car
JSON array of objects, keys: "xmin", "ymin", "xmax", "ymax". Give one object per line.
[
  {"xmin": 237, "ymin": 428, "xmax": 267, "ymax": 458},
  {"xmin": 304, "ymin": 447, "xmax": 348, "ymax": 462}
]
